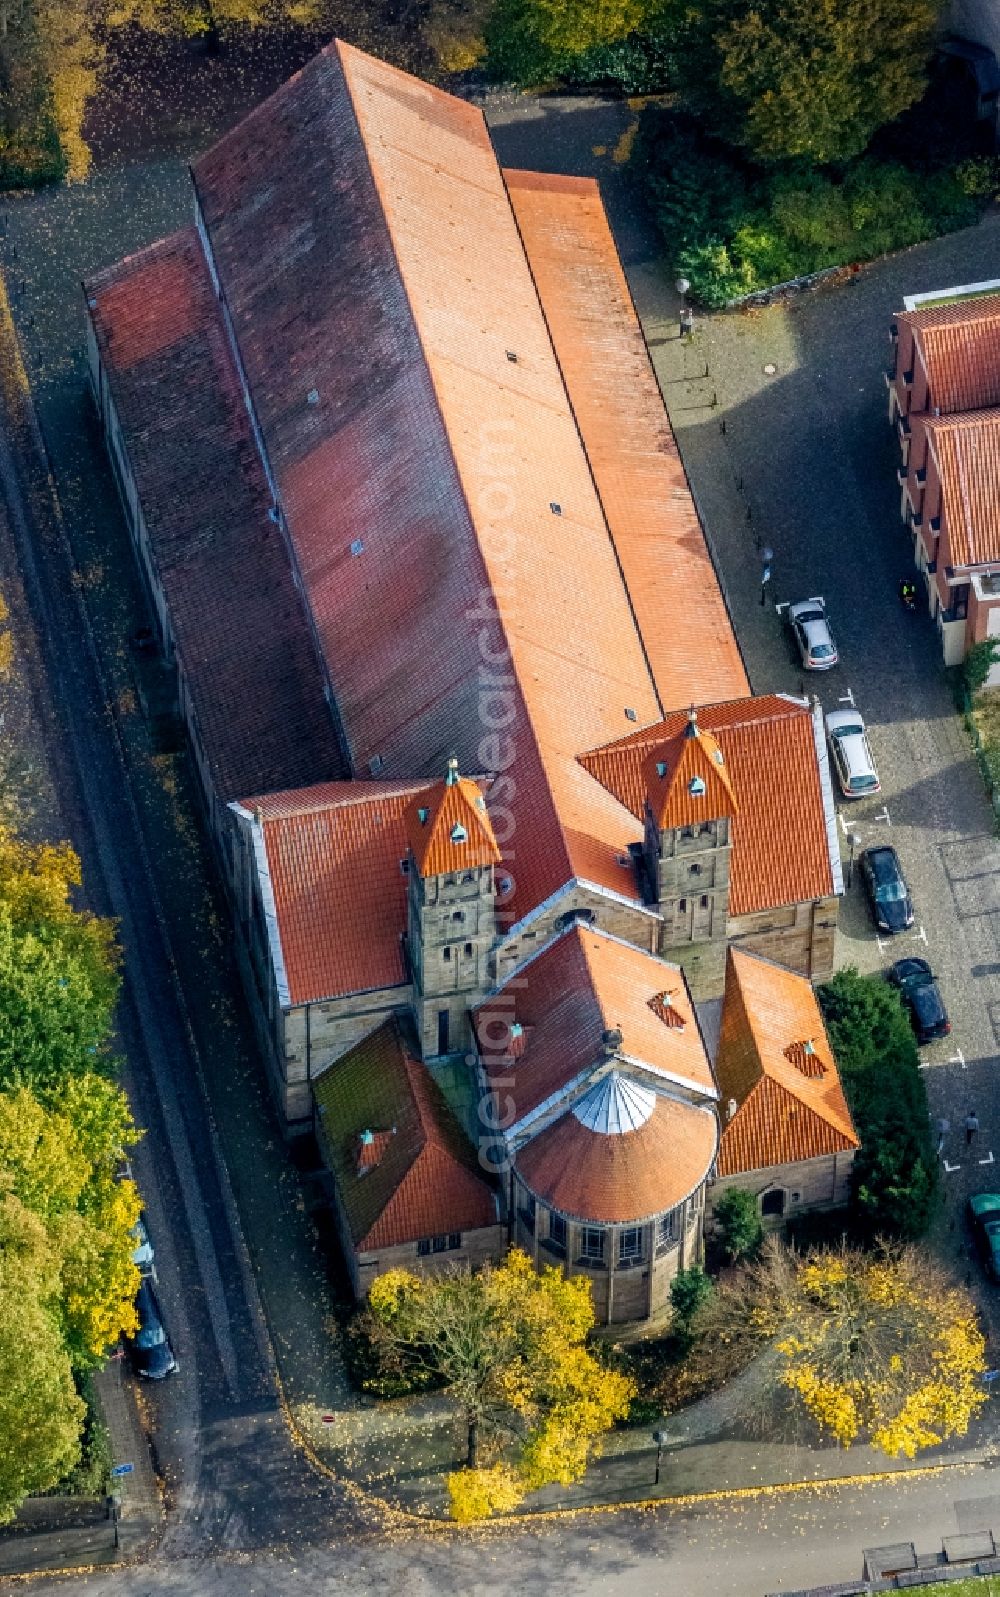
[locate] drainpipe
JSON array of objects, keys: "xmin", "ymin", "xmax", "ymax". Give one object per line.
[{"xmin": 305, "ymin": 1003, "xmax": 312, "ymax": 1086}]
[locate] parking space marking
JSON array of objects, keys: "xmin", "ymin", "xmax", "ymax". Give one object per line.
[
  {"xmin": 876, "ymin": 933, "xmax": 888, "ymax": 954},
  {"xmin": 911, "ymin": 925, "xmax": 928, "ymax": 945},
  {"xmin": 981, "ymin": 1152, "xmax": 995, "ymax": 1167},
  {"xmin": 944, "ymin": 1160, "xmax": 962, "ymax": 1173},
  {"xmin": 873, "ymin": 805, "xmax": 891, "ymax": 825},
  {"xmin": 838, "ymin": 688, "xmax": 856, "ymax": 707},
  {"xmin": 951, "ymin": 1047, "xmax": 966, "ymax": 1069}
]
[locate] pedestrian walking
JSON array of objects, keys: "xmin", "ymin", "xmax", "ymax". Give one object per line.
[
  {"xmin": 679, "ymin": 305, "xmax": 694, "ymax": 339},
  {"xmin": 937, "ymin": 1116, "xmax": 950, "ymax": 1156},
  {"xmin": 966, "ymin": 1110, "xmax": 981, "ymax": 1146}
]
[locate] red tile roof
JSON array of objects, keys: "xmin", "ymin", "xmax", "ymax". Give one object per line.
[
  {"xmin": 84, "ymin": 230, "xmax": 345, "ymax": 803},
  {"xmin": 516, "ymin": 1090, "xmax": 717, "ymax": 1224},
  {"xmin": 504, "ymin": 169, "xmax": 749, "ymax": 714},
  {"xmin": 642, "ymin": 713, "xmax": 736, "ymax": 829},
  {"xmin": 715, "ymin": 948, "xmax": 858, "ymax": 1177},
  {"xmin": 580, "ymin": 695, "xmax": 836, "ymax": 916},
  {"xmin": 191, "ymin": 42, "xmax": 704, "ymax": 924},
  {"xmin": 313, "ymin": 1018, "xmax": 498, "ymax": 1251},
  {"xmin": 474, "ymin": 924, "xmax": 717, "ymax": 1122},
  {"xmin": 921, "ymin": 409, "xmax": 1000, "ymax": 568},
  {"xmin": 898, "ymin": 296, "xmax": 1000, "ymax": 414},
  {"xmin": 246, "ymin": 779, "xmax": 430, "ymax": 1005},
  {"xmin": 404, "ymin": 761, "xmax": 500, "ymax": 876}
]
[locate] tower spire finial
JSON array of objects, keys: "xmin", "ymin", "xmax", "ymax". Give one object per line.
[
  {"xmin": 445, "ymin": 755, "xmax": 459, "ymax": 786},
  {"xmin": 685, "ymin": 705, "xmax": 698, "ymax": 736}
]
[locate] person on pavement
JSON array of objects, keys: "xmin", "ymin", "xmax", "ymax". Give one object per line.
[{"xmin": 966, "ymin": 1110, "xmax": 981, "ymax": 1146}]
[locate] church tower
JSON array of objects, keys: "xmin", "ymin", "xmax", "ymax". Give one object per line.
[
  {"xmin": 642, "ymin": 710, "xmax": 737, "ymax": 1000},
  {"xmin": 404, "ymin": 759, "xmax": 501, "ymax": 1059}
]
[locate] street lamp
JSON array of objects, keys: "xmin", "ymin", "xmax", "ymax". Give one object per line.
[
  {"xmin": 675, "ymin": 276, "xmax": 694, "ymax": 339},
  {"xmin": 653, "ymin": 1428, "xmax": 670, "ymax": 1486},
  {"xmin": 847, "ymin": 831, "xmax": 861, "ymax": 890},
  {"xmin": 760, "ymin": 545, "xmax": 774, "ymax": 608}
]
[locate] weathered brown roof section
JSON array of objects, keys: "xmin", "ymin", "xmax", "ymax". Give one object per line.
[
  {"xmin": 581, "ymin": 695, "xmax": 836, "ymax": 916},
  {"xmin": 475, "ymin": 925, "xmax": 716, "ymax": 1121},
  {"xmin": 191, "ymin": 42, "xmax": 667, "ymax": 924},
  {"xmin": 715, "ymin": 948, "xmax": 858, "ymax": 1177},
  {"xmin": 515, "ymin": 1093, "xmax": 717, "ymax": 1224},
  {"xmin": 313, "ymin": 1018, "xmax": 498, "ymax": 1251},
  {"xmin": 84, "ymin": 231, "xmax": 345, "ymax": 804},
  {"xmin": 247, "ymin": 779, "xmax": 428, "ymax": 1005},
  {"xmin": 898, "ymin": 295, "xmax": 1000, "ymax": 414},
  {"xmin": 922, "ymin": 408, "xmax": 1000, "ymax": 568},
  {"xmin": 505, "ymin": 168, "xmax": 749, "ymax": 713}
]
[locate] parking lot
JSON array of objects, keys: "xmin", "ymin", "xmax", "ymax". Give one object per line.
[{"xmin": 612, "ymin": 208, "xmax": 1000, "ymax": 1306}]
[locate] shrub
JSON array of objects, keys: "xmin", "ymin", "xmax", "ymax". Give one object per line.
[
  {"xmin": 963, "ymin": 638, "xmax": 1000, "ymax": 699},
  {"xmin": 955, "ymin": 155, "xmax": 1000, "ymax": 201},
  {"xmin": 561, "ymin": 31, "xmax": 677, "ymax": 94},
  {"xmin": 670, "ymin": 1265, "xmax": 713, "ymax": 1329},
  {"xmin": 713, "ymin": 1188, "xmax": 763, "ymax": 1261}
]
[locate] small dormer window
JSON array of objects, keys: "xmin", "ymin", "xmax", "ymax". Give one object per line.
[
  {"xmin": 451, "ymin": 823, "xmax": 468, "ymax": 844},
  {"xmin": 418, "ymin": 807, "xmax": 429, "ymax": 825},
  {"xmin": 656, "ymin": 761, "xmax": 667, "ymax": 778},
  {"xmin": 689, "ymin": 776, "xmax": 706, "ymax": 796},
  {"xmin": 714, "ymin": 749, "xmax": 724, "ymax": 764}
]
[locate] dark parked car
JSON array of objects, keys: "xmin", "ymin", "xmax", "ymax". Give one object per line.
[
  {"xmin": 127, "ymin": 1279, "xmax": 177, "ymax": 1380},
  {"xmin": 968, "ymin": 1193, "xmax": 1000, "ymax": 1282},
  {"xmin": 886, "ymin": 957, "xmax": 951, "ymax": 1043},
  {"xmin": 860, "ymin": 845, "xmax": 913, "ymax": 934}
]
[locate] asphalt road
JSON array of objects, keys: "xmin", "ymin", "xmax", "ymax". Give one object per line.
[{"xmin": 0, "ymin": 259, "xmax": 371, "ymax": 1558}]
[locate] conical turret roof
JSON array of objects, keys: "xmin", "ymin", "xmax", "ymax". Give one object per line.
[{"xmin": 571, "ymin": 1071, "xmax": 657, "ymax": 1135}]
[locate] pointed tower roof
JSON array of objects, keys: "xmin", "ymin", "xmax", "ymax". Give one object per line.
[
  {"xmin": 642, "ymin": 708, "xmax": 736, "ymax": 830},
  {"xmin": 405, "ymin": 759, "xmax": 501, "ymax": 877}
]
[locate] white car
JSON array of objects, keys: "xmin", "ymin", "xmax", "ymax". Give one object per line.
[
  {"xmin": 787, "ymin": 597, "xmax": 838, "ymax": 671},
  {"xmin": 825, "ymin": 708, "xmax": 880, "ymax": 798}
]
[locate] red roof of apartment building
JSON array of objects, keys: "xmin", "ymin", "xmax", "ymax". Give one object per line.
[
  {"xmin": 475, "ymin": 924, "xmax": 717, "ymax": 1121},
  {"xmin": 187, "ymin": 40, "xmax": 746, "ymax": 927},
  {"xmin": 897, "ymin": 295, "xmax": 1000, "ymax": 414},
  {"xmin": 85, "ymin": 229, "xmax": 345, "ymax": 803},
  {"xmin": 313, "ymin": 1018, "xmax": 498, "ymax": 1251},
  {"xmin": 920, "ymin": 408, "xmax": 1000, "ymax": 568},
  {"xmin": 715, "ymin": 948, "xmax": 858, "ymax": 1176},
  {"xmin": 580, "ymin": 695, "xmax": 837, "ymax": 915}
]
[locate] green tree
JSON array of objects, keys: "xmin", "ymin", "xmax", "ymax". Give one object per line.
[
  {"xmin": 669, "ymin": 1264, "xmax": 713, "ymax": 1331},
  {"xmin": 486, "ymin": 0, "xmax": 669, "ymax": 83},
  {"xmin": 713, "ymin": 1187, "xmax": 763, "ymax": 1261},
  {"xmin": 0, "ymin": 826, "xmax": 119, "ymax": 1095},
  {"xmin": 367, "ymin": 1249, "xmax": 635, "ymax": 1521},
  {"xmin": 0, "ymin": 1195, "xmax": 85, "ymax": 1522},
  {"xmin": 819, "ymin": 967, "xmax": 937, "ymax": 1238},
  {"xmin": 681, "ymin": 0, "xmax": 940, "ymax": 165}
]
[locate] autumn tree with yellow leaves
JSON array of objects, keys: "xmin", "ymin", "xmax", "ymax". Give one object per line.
[
  {"xmin": 366, "ymin": 1249, "xmax": 635, "ymax": 1522},
  {"xmin": 705, "ymin": 1240, "xmax": 987, "ymax": 1459}
]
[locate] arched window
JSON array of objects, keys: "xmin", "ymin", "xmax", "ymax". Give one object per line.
[{"xmin": 761, "ymin": 1188, "xmax": 786, "ymax": 1218}]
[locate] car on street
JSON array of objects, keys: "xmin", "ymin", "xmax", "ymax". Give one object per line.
[
  {"xmin": 968, "ymin": 1193, "xmax": 1000, "ymax": 1282},
  {"xmin": 787, "ymin": 597, "xmax": 839, "ymax": 670},
  {"xmin": 860, "ymin": 844, "xmax": 913, "ymax": 934},
  {"xmin": 825, "ymin": 708, "xmax": 881, "ymax": 798},
  {"xmin": 131, "ymin": 1214, "xmax": 155, "ymax": 1278},
  {"xmin": 886, "ymin": 957, "xmax": 951, "ymax": 1043},
  {"xmin": 127, "ymin": 1278, "xmax": 177, "ymax": 1380}
]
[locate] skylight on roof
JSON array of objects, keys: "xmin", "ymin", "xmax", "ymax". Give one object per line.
[
  {"xmin": 689, "ymin": 776, "xmax": 706, "ymax": 796},
  {"xmin": 656, "ymin": 761, "xmax": 666, "ymax": 778},
  {"xmin": 418, "ymin": 806, "xmax": 429, "ymax": 825},
  {"xmin": 451, "ymin": 823, "xmax": 468, "ymax": 844}
]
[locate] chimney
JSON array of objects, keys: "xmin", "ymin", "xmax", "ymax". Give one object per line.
[
  {"xmin": 602, "ymin": 1026, "xmax": 623, "ymax": 1057},
  {"xmin": 727, "ymin": 1097, "xmax": 738, "ymax": 1122}
]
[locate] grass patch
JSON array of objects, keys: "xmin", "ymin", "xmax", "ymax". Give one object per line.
[{"xmin": 910, "ymin": 1580, "xmax": 1000, "ymax": 1596}]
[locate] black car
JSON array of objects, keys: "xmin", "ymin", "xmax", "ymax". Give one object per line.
[
  {"xmin": 860, "ymin": 845, "xmax": 914, "ymax": 935},
  {"xmin": 127, "ymin": 1279, "xmax": 177, "ymax": 1380},
  {"xmin": 886, "ymin": 957, "xmax": 951, "ymax": 1043}
]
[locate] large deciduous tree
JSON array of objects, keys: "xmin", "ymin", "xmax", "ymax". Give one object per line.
[
  {"xmin": 0, "ymin": 826, "xmax": 119, "ymax": 1094},
  {"xmin": 683, "ymin": 0, "xmax": 940, "ymax": 166},
  {"xmin": 367, "ymin": 1249, "xmax": 635, "ymax": 1521},
  {"xmin": 737, "ymin": 1243, "xmax": 987, "ymax": 1457},
  {"xmin": 0, "ymin": 1196, "xmax": 86, "ymax": 1522}
]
